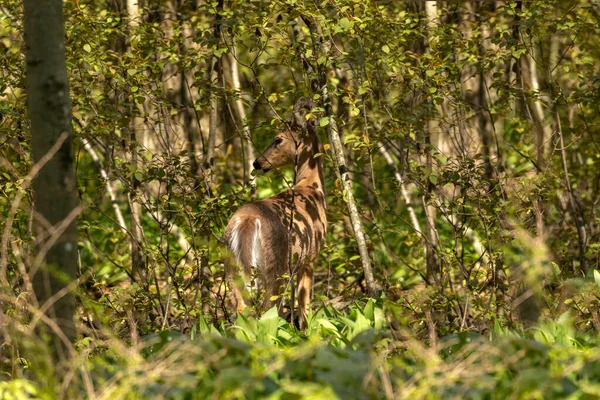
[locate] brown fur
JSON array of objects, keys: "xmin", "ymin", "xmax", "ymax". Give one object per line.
[{"xmin": 223, "ymin": 101, "xmax": 327, "ymax": 328}]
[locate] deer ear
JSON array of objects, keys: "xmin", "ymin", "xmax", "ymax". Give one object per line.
[{"xmin": 293, "ymin": 97, "xmax": 317, "ymax": 131}]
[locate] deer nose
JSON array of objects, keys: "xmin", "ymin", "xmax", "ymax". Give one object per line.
[{"xmin": 253, "ymin": 160, "xmax": 261, "ymax": 170}]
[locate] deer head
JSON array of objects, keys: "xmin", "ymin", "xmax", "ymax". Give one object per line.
[{"xmin": 253, "ymin": 98, "xmax": 317, "ymax": 173}]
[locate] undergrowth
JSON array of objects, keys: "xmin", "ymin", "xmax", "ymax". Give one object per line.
[{"xmin": 4, "ymin": 299, "xmax": 600, "ymax": 399}]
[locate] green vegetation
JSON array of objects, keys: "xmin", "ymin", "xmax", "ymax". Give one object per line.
[
  {"xmin": 2, "ymin": 0, "xmax": 600, "ymax": 398},
  {"xmin": 7, "ymin": 302, "xmax": 600, "ymax": 399}
]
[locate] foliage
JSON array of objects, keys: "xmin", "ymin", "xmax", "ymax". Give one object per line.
[
  {"xmin": 2, "ymin": 0, "xmax": 600, "ymax": 398},
  {"xmin": 7, "ymin": 302, "xmax": 600, "ymax": 399}
]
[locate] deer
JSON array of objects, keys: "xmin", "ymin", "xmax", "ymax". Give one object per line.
[{"xmin": 223, "ymin": 98, "xmax": 327, "ymax": 329}]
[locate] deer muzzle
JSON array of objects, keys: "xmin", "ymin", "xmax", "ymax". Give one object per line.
[{"xmin": 253, "ymin": 157, "xmax": 271, "ymax": 172}]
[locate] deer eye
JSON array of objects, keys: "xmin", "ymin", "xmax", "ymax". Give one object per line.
[{"xmin": 275, "ymin": 137, "xmax": 283, "ymax": 146}]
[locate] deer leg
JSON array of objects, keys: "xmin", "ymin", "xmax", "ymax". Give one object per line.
[
  {"xmin": 297, "ymin": 261, "xmax": 314, "ymax": 329},
  {"xmin": 230, "ymin": 283, "xmax": 247, "ymax": 314},
  {"xmin": 225, "ymin": 261, "xmax": 248, "ymax": 314},
  {"xmin": 261, "ymin": 268, "xmax": 282, "ymax": 313}
]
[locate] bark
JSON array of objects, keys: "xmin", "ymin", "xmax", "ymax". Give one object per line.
[
  {"xmin": 510, "ymin": 3, "xmax": 545, "ymax": 238},
  {"xmin": 205, "ymin": 56, "xmax": 219, "ymax": 170},
  {"xmin": 129, "ymin": 127, "xmax": 146, "ymax": 284},
  {"xmin": 300, "ymin": 18, "xmax": 377, "ymax": 297},
  {"xmin": 555, "ymin": 106, "xmax": 588, "ymax": 274},
  {"xmin": 125, "ymin": 0, "xmax": 147, "ymax": 285},
  {"xmin": 23, "ymin": 0, "xmax": 79, "ymax": 359},
  {"xmin": 423, "ymin": 1, "xmax": 442, "ymax": 286},
  {"xmin": 126, "ymin": 0, "xmax": 140, "ymax": 27},
  {"xmin": 227, "ymin": 48, "xmax": 256, "ymax": 195},
  {"xmin": 325, "ymin": 97, "xmax": 377, "ymax": 297},
  {"xmin": 203, "ymin": 0, "xmax": 223, "ymax": 176},
  {"xmin": 512, "ymin": 2, "xmax": 526, "ymax": 118},
  {"xmin": 468, "ymin": 3, "xmax": 498, "ymax": 176},
  {"xmin": 82, "ymin": 139, "xmax": 127, "ymax": 232},
  {"xmin": 520, "ymin": 23, "xmax": 554, "ymax": 241},
  {"xmin": 422, "ymin": 158, "xmax": 441, "ymax": 286},
  {"xmin": 377, "ymin": 142, "xmax": 422, "ymax": 236},
  {"xmin": 524, "ymin": 53, "xmax": 552, "ymax": 171}
]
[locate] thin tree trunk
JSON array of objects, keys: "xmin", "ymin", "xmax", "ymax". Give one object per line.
[
  {"xmin": 525, "ymin": 53, "xmax": 552, "ymax": 171},
  {"xmin": 126, "ymin": 0, "xmax": 140, "ymax": 25},
  {"xmin": 125, "ymin": 0, "xmax": 147, "ymax": 285},
  {"xmin": 82, "ymin": 139, "xmax": 127, "ymax": 232},
  {"xmin": 300, "ymin": 18, "xmax": 377, "ymax": 297},
  {"xmin": 129, "ymin": 125, "xmax": 146, "ymax": 284},
  {"xmin": 555, "ymin": 106, "xmax": 588, "ymax": 274},
  {"xmin": 317, "ymin": 97, "xmax": 375, "ymax": 297},
  {"xmin": 377, "ymin": 142, "xmax": 422, "ymax": 236},
  {"xmin": 228, "ymin": 47, "xmax": 256, "ymax": 197},
  {"xmin": 424, "ymin": 1, "xmax": 442, "ymax": 286},
  {"xmin": 423, "ymin": 153, "xmax": 441, "ymax": 286},
  {"xmin": 206, "ymin": 56, "xmax": 219, "ymax": 167},
  {"xmin": 327, "ymin": 113, "xmax": 376, "ymax": 297},
  {"xmin": 204, "ymin": 0, "xmax": 223, "ymax": 177},
  {"xmin": 23, "ymin": 0, "xmax": 79, "ymax": 360},
  {"xmin": 83, "ymin": 132, "xmax": 197, "ymax": 268}
]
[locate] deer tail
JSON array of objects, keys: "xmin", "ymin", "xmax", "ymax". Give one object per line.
[{"xmin": 225, "ymin": 217, "xmax": 263, "ymax": 276}]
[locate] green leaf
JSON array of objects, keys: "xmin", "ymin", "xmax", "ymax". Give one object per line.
[
  {"xmin": 83, "ymin": 43, "xmax": 92, "ymax": 53},
  {"xmin": 197, "ymin": 315, "xmax": 221, "ymax": 336},
  {"xmin": 382, "ymin": 44, "xmax": 390, "ymax": 54},
  {"xmin": 233, "ymin": 312, "xmax": 257, "ymax": 343},
  {"xmin": 429, "ymin": 175, "xmax": 438, "ymax": 185},
  {"xmin": 426, "ymin": 70, "xmax": 436, "ymax": 77},
  {"xmin": 319, "ymin": 117, "xmax": 330, "ymax": 127},
  {"xmin": 374, "ymin": 306, "xmax": 385, "ymax": 330},
  {"xmin": 259, "ymin": 306, "xmax": 279, "ymax": 342},
  {"xmin": 214, "ymin": 47, "xmax": 228, "ymax": 57},
  {"xmin": 338, "ymin": 17, "xmax": 353, "ymax": 31},
  {"xmin": 317, "ymin": 318, "xmax": 339, "ymax": 332},
  {"xmin": 363, "ymin": 299, "xmax": 375, "ymax": 322}
]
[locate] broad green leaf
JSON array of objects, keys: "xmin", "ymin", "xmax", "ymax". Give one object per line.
[
  {"xmin": 259, "ymin": 306, "xmax": 279, "ymax": 341},
  {"xmin": 594, "ymin": 269, "xmax": 600, "ymax": 287},
  {"xmin": 363, "ymin": 299, "xmax": 375, "ymax": 322},
  {"xmin": 317, "ymin": 318, "xmax": 339, "ymax": 332},
  {"xmin": 338, "ymin": 17, "xmax": 353, "ymax": 31}
]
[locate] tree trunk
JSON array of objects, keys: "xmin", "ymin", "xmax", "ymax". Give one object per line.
[
  {"xmin": 227, "ymin": 47, "xmax": 256, "ymax": 196},
  {"xmin": 23, "ymin": 0, "xmax": 79, "ymax": 360},
  {"xmin": 423, "ymin": 0, "xmax": 442, "ymax": 286},
  {"xmin": 299, "ymin": 17, "xmax": 377, "ymax": 297},
  {"xmin": 203, "ymin": 0, "xmax": 223, "ymax": 179},
  {"xmin": 125, "ymin": 0, "xmax": 147, "ymax": 285},
  {"xmin": 205, "ymin": 53, "xmax": 219, "ymax": 171},
  {"xmin": 377, "ymin": 142, "xmax": 422, "ymax": 236},
  {"xmin": 327, "ymin": 112, "xmax": 377, "ymax": 297}
]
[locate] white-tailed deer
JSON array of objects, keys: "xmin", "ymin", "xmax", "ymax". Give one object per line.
[{"xmin": 224, "ymin": 98, "xmax": 327, "ymax": 328}]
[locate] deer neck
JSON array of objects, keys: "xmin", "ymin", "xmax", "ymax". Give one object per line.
[{"xmin": 294, "ymin": 138, "xmax": 325, "ymax": 193}]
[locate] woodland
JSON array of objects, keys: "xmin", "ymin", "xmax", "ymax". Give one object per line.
[{"xmin": 2, "ymin": 0, "xmax": 600, "ymax": 398}]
